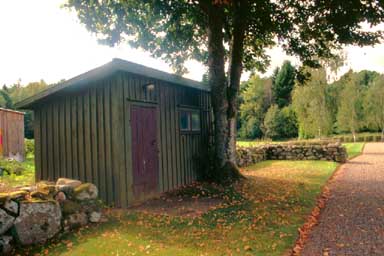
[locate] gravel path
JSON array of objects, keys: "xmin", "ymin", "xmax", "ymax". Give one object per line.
[{"xmin": 301, "ymin": 143, "xmax": 384, "ymax": 256}]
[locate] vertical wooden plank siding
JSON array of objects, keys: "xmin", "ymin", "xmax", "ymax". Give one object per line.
[
  {"xmin": 77, "ymin": 95, "xmax": 85, "ymax": 182},
  {"xmin": 40, "ymin": 107, "xmax": 48, "ymax": 180},
  {"xmin": 34, "ymin": 109, "xmax": 42, "ymax": 180},
  {"xmin": 83, "ymin": 91, "xmax": 92, "ymax": 183},
  {"xmin": 46, "ymin": 107, "xmax": 54, "ymax": 180},
  {"xmin": 111, "ymin": 74, "xmax": 125, "ymax": 207},
  {"xmin": 165, "ymin": 85, "xmax": 174, "ymax": 190},
  {"xmin": 104, "ymin": 84, "xmax": 113, "ymax": 205},
  {"xmin": 90, "ymin": 88, "xmax": 99, "ymax": 190},
  {"xmin": 155, "ymin": 81, "xmax": 163, "ymax": 192},
  {"xmin": 123, "ymin": 77, "xmax": 134, "ymax": 204},
  {"xmin": 59, "ymin": 101, "xmax": 67, "ymax": 179},
  {"xmin": 71, "ymin": 97, "xmax": 79, "ymax": 179},
  {"xmin": 52, "ymin": 103, "xmax": 60, "ymax": 180},
  {"xmin": 0, "ymin": 109, "xmax": 24, "ymax": 160},
  {"xmin": 65, "ymin": 98, "xmax": 72, "ymax": 179},
  {"xmin": 96, "ymin": 85, "xmax": 107, "ymax": 202},
  {"xmin": 34, "ymin": 72, "xmax": 211, "ymax": 207},
  {"xmin": 159, "ymin": 82, "xmax": 168, "ymax": 192}
]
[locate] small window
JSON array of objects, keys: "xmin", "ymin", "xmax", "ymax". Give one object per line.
[
  {"xmin": 179, "ymin": 110, "xmax": 200, "ymax": 132},
  {"xmin": 191, "ymin": 112, "xmax": 201, "ymax": 131},
  {"xmin": 180, "ymin": 111, "xmax": 191, "ymax": 131}
]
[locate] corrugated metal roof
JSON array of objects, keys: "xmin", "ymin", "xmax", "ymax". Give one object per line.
[{"xmin": 15, "ymin": 58, "xmax": 209, "ymax": 109}]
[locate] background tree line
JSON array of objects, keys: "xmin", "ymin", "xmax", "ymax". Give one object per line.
[
  {"xmin": 0, "ymin": 80, "xmax": 50, "ymax": 139},
  {"xmin": 238, "ymin": 61, "xmax": 384, "ymax": 141}
]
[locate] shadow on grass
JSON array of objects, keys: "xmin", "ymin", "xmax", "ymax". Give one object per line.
[{"xmin": 15, "ymin": 160, "xmax": 338, "ymax": 256}]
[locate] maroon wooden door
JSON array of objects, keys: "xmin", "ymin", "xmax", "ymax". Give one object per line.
[{"xmin": 131, "ymin": 105, "xmax": 159, "ymax": 197}]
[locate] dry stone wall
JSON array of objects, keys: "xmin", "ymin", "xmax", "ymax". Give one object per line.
[
  {"xmin": 237, "ymin": 142, "xmax": 347, "ymax": 167},
  {"xmin": 0, "ymin": 178, "xmax": 104, "ymax": 255}
]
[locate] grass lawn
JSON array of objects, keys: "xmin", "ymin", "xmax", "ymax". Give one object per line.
[
  {"xmin": 20, "ymin": 160, "xmax": 338, "ymax": 256},
  {"xmin": 236, "ymin": 140, "xmax": 272, "ymax": 147},
  {"xmin": 343, "ymin": 143, "xmax": 365, "ymax": 159},
  {"xmin": 0, "ymin": 153, "xmax": 35, "ymax": 191},
  {"xmin": 237, "ymin": 140, "xmax": 270, "ymax": 147}
]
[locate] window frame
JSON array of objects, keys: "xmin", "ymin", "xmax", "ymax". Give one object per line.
[
  {"xmin": 179, "ymin": 108, "xmax": 201, "ymax": 134},
  {"xmin": 190, "ymin": 112, "xmax": 201, "ymax": 132},
  {"xmin": 179, "ymin": 110, "xmax": 192, "ymax": 132}
]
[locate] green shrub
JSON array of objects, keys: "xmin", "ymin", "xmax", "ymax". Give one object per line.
[
  {"xmin": 263, "ymin": 105, "xmax": 298, "ymax": 140},
  {"xmin": 25, "ymin": 139, "xmax": 34, "ymax": 156},
  {"xmin": 0, "ymin": 159, "xmax": 26, "ymax": 176}
]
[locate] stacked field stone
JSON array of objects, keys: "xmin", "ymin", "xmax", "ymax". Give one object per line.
[
  {"xmin": 0, "ymin": 178, "xmax": 103, "ymax": 254},
  {"xmin": 237, "ymin": 142, "xmax": 347, "ymax": 167}
]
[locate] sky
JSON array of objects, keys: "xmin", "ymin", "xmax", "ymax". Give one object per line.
[{"xmin": 1, "ymin": 0, "xmax": 384, "ymax": 86}]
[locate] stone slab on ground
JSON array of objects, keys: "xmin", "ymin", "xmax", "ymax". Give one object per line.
[
  {"xmin": 13, "ymin": 201, "xmax": 62, "ymax": 245},
  {"xmin": 0, "ymin": 209, "xmax": 14, "ymax": 235}
]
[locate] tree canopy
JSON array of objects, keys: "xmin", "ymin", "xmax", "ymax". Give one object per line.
[
  {"xmin": 66, "ymin": 0, "xmax": 384, "ymax": 71},
  {"xmin": 1, "ymin": 80, "xmax": 49, "ymax": 139},
  {"xmin": 272, "ymin": 61, "xmax": 296, "ymax": 108},
  {"xmin": 365, "ymin": 75, "xmax": 384, "ymax": 138},
  {"xmin": 66, "ymin": 0, "xmax": 384, "ymax": 181}
]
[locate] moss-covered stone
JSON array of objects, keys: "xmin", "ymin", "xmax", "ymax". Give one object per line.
[
  {"xmin": 0, "ymin": 193, "xmax": 10, "ymax": 204},
  {"xmin": 36, "ymin": 181, "xmax": 56, "ymax": 195},
  {"xmin": 61, "ymin": 200, "xmax": 82, "ymax": 216},
  {"xmin": 8, "ymin": 191, "xmax": 28, "ymax": 201},
  {"xmin": 21, "ymin": 198, "xmax": 56, "ymax": 204},
  {"xmin": 63, "ymin": 212, "xmax": 88, "ymax": 231},
  {"xmin": 56, "ymin": 185, "xmax": 75, "ymax": 199},
  {"xmin": 13, "ymin": 201, "xmax": 61, "ymax": 245},
  {"xmin": 30, "ymin": 191, "xmax": 49, "ymax": 200},
  {"xmin": 79, "ymin": 199, "xmax": 104, "ymax": 213},
  {"xmin": 56, "ymin": 178, "xmax": 81, "ymax": 188},
  {"xmin": 74, "ymin": 183, "xmax": 98, "ymax": 201}
]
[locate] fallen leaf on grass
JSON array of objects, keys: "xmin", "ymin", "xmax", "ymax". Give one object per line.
[{"xmin": 244, "ymin": 245, "xmax": 252, "ymax": 251}]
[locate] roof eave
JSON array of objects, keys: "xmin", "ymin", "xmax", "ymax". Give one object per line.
[{"xmin": 15, "ymin": 59, "xmax": 210, "ymax": 109}]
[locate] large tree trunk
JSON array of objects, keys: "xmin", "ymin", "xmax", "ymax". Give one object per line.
[
  {"xmin": 206, "ymin": 5, "xmax": 229, "ymax": 171},
  {"xmin": 227, "ymin": 0, "xmax": 247, "ymax": 164},
  {"xmin": 200, "ymin": 0, "xmax": 246, "ymax": 182}
]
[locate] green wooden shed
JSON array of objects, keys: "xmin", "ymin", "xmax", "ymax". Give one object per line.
[{"xmin": 16, "ymin": 59, "xmax": 211, "ymax": 207}]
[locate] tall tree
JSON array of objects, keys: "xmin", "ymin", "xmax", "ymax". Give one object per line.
[
  {"xmin": 365, "ymin": 75, "xmax": 384, "ymax": 140},
  {"xmin": 292, "ymin": 68, "xmax": 333, "ymax": 138},
  {"xmin": 6, "ymin": 80, "xmax": 50, "ymax": 138},
  {"xmin": 337, "ymin": 76, "xmax": 365, "ymax": 141},
  {"xmin": 272, "ymin": 61, "xmax": 296, "ymax": 108},
  {"xmin": 238, "ymin": 75, "xmax": 272, "ymax": 139},
  {"xmin": 0, "ymin": 90, "xmax": 13, "ymax": 109},
  {"xmin": 66, "ymin": 0, "xmax": 384, "ymax": 182}
]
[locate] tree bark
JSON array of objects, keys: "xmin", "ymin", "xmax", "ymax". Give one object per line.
[
  {"xmin": 352, "ymin": 130, "xmax": 356, "ymax": 143},
  {"xmin": 227, "ymin": 0, "xmax": 247, "ymax": 164},
  {"xmin": 206, "ymin": 4, "xmax": 229, "ymax": 170},
  {"xmin": 199, "ymin": 0, "xmax": 247, "ymax": 182}
]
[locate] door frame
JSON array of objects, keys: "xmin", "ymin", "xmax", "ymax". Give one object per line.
[{"xmin": 127, "ymin": 101, "xmax": 161, "ymax": 202}]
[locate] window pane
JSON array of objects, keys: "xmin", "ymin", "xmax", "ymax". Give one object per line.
[
  {"xmin": 180, "ymin": 111, "xmax": 190, "ymax": 131},
  {"xmin": 191, "ymin": 112, "xmax": 200, "ymax": 131}
]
